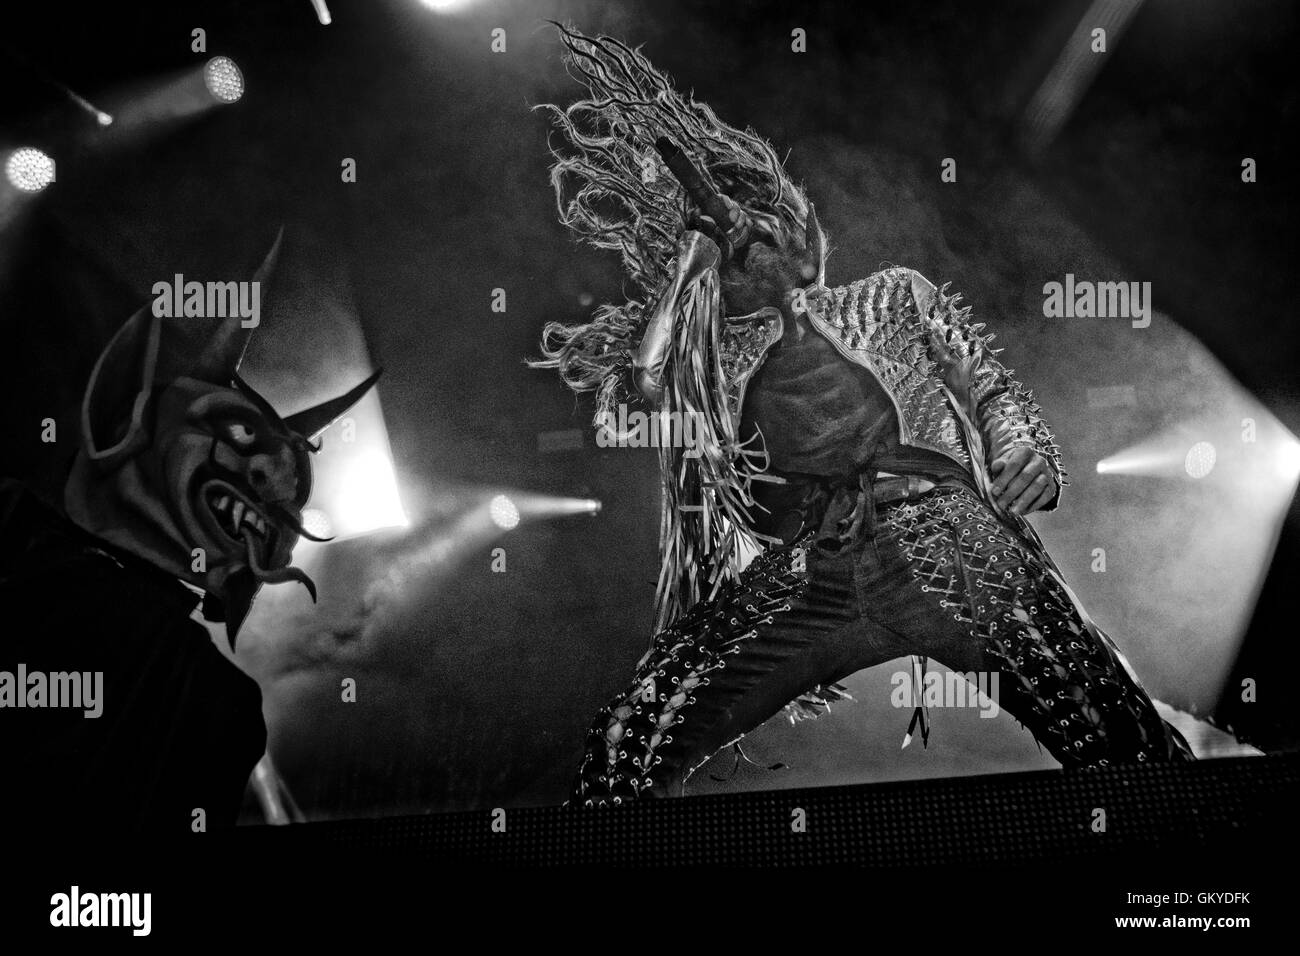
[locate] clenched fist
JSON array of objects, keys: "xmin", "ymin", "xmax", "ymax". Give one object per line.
[{"xmin": 988, "ymin": 446, "xmax": 1058, "ymax": 515}]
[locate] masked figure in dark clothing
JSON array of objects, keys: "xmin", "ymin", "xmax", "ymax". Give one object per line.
[
  {"xmin": 0, "ymin": 234, "xmax": 380, "ymax": 833},
  {"xmin": 533, "ymin": 27, "xmax": 1193, "ymax": 805}
]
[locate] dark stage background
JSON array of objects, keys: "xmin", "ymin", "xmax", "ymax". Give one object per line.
[{"xmin": 1, "ymin": 0, "xmax": 1295, "ymax": 819}]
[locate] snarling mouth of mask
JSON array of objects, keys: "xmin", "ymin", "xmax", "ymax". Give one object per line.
[
  {"xmin": 203, "ymin": 483, "xmax": 277, "ymax": 563},
  {"xmin": 200, "ymin": 481, "xmax": 291, "ymax": 580}
]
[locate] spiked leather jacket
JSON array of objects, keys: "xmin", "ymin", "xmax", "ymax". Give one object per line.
[
  {"xmin": 727, "ymin": 265, "xmax": 1065, "ymax": 507},
  {"xmin": 637, "ymin": 231, "xmax": 1066, "ymax": 505},
  {"xmin": 634, "ymin": 230, "xmax": 1066, "ymax": 629}
]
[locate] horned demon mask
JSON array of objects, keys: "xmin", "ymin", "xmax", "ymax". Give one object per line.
[{"xmin": 63, "ymin": 233, "xmax": 381, "ymax": 647}]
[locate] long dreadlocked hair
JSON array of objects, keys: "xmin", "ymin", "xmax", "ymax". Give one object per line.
[{"xmin": 530, "ymin": 23, "xmax": 818, "ymax": 424}]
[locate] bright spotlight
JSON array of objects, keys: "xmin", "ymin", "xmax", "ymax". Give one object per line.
[
  {"xmin": 204, "ymin": 56, "xmax": 245, "ymax": 103},
  {"xmin": 5, "ymin": 148, "xmax": 55, "ymax": 192},
  {"xmin": 335, "ymin": 450, "xmax": 408, "ymax": 535},
  {"xmin": 301, "ymin": 508, "xmax": 333, "ymax": 540},
  {"xmin": 420, "ymin": 0, "xmax": 474, "ymax": 10},
  {"xmin": 1273, "ymin": 438, "xmax": 1300, "ymax": 481},
  {"xmin": 1184, "ymin": 441, "xmax": 1216, "ymax": 479},
  {"xmin": 309, "ymin": 0, "xmax": 332, "ymax": 24},
  {"xmin": 489, "ymin": 494, "xmax": 520, "ymax": 530},
  {"xmin": 95, "ymin": 111, "xmax": 114, "ymax": 127}
]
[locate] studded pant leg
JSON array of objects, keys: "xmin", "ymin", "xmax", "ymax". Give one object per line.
[
  {"xmin": 877, "ymin": 487, "xmax": 1194, "ymax": 768},
  {"xmin": 571, "ymin": 485, "xmax": 1192, "ymax": 806},
  {"xmin": 569, "ymin": 534, "xmax": 905, "ymax": 805}
]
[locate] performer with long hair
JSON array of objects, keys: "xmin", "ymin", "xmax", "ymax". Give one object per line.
[{"xmin": 533, "ymin": 25, "xmax": 1192, "ymax": 805}]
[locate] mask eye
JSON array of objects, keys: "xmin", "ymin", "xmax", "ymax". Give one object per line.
[{"xmin": 224, "ymin": 421, "xmax": 257, "ymax": 449}]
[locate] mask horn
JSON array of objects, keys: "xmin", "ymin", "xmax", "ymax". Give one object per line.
[
  {"xmin": 170, "ymin": 226, "xmax": 284, "ymax": 384},
  {"xmin": 284, "ymin": 368, "xmax": 384, "ymax": 442}
]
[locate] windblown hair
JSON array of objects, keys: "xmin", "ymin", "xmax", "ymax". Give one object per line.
[{"xmin": 531, "ymin": 23, "xmax": 816, "ymax": 422}]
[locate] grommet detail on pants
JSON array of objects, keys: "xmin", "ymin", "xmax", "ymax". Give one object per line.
[{"xmin": 880, "ymin": 487, "xmax": 1193, "ymax": 768}]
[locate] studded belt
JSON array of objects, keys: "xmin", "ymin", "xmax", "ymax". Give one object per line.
[{"xmin": 811, "ymin": 470, "xmax": 971, "ymax": 556}]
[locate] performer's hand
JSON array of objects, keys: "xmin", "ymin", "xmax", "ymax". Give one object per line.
[
  {"xmin": 686, "ymin": 197, "xmax": 777, "ymax": 262},
  {"xmin": 988, "ymin": 447, "xmax": 1057, "ymax": 515}
]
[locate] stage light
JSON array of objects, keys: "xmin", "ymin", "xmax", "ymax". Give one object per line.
[
  {"xmin": 59, "ymin": 84, "xmax": 113, "ymax": 128},
  {"xmin": 1184, "ymin": 441, "xmax": 1216, "ymax": 479},
  {"xmin": 301, "ymin": 508, "xmax": 333, "ymax": 540},
  {"xmin": 1019, "ymin": 0, "xmax": 1145, "ymax": 154},
  {"xmin": 489, "ymin": 494, "xmax": 520, "ymax": 530},
  {"xmin": 335, "ymin": 450, "xmax": 408, "ymax": 535},
  {"xmin": 505, "ymin": 492, "xmax": 605, "ymax": 520},
  {"xmin": 420, "ymin": 0, "xmax": 475, "ymax": 11},
  {"xmin": 5, "ymin": 148, "xmax": 55, "ymax": 192},
  {"xmin": 1097, "ymin": 436, "xmax": 1216, "ymax": 479},
  {"xmin": 1273, "ymin": 437, "xmax": 1300, "ymax": 481},
  {"xmin": 204, "ymin": 57, "xmax": 245, "ymax": 103},
  {"xmin": 309, "ymin": 0, "xmax": 332, "ymax": 24}
]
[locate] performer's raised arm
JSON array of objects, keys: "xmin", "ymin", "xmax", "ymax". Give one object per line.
[{"xmin": 633, "ymin": 231, "xmax": 722, "ymax": 405}]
